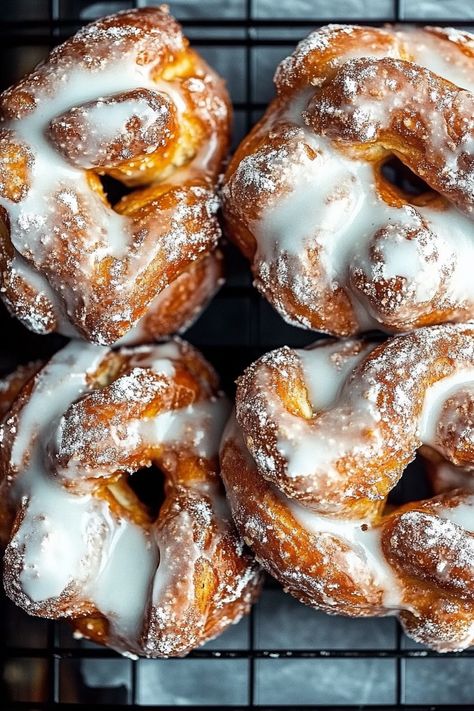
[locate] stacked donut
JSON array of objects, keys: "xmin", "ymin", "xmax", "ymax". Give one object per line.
[
  {"xmin": 223, "ymin": 25, "xmax": 474, "ymax": 336},
  {"xmin": 221, "ymin": 326, "xmax": 474, "ymax": 651},
  {"xmin": 1, "ymin": 10, "xmax": 474, "ymax": 659}
]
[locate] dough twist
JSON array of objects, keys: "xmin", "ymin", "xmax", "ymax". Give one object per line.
[
  {"xmin": 223, "ymin": 25, "xmax": 474, "ymax": 336},
  {"xmin": 221, "ymin": 324, "xmax": 474, "ymax": 651},
  {"xmin": 0, "ymin": 339, "xmax": 261, "ymax": 657},
  {"xmin": 0, "ymin": 6, "xmax": 230, "ymax": 344}
]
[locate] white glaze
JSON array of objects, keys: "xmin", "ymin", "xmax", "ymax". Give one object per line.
[
  {"xmin": 262, "ymin": 341, "xmax": 381, "ymax": 480},
  {"xmin": 419, "ymin": 369, "xmax": 474, "ymax": 446},
  {"xmin": 227, "ymin": 405, "xmax": 474, "ymax": 620},
  {"xmin": 75, "ymin": 94, "xmax": 169, "ymax": 158},
  {"xmin": 397, "ymin": 28, "xmax": 474, "ymax": 93},
  {"xmin": 236, "ymin": 26, "xmax": 474, "ymax": 332},
  {"xmin": 10, "ymin": 341, "xmax": 105, "ymax": 470},
  {"xmin": 262, "ymin": 335, "xmax": 474, "ymax": 485},
  {"xmin": 252, "ymin": 109, "xmax": 474, "ymax": 318},
  {"xmin": 4, "ymin": 340, "xmax": 230, "ymax": 654},
  {"xmin": 127, "ymin": 340, "xmax": 183, "ymax": 364},
  {"xmin": 143, "ymin": 396, "xmax": 231, "ymax": 459},
  {"xmin": 438, "ymin": 498, "xmax": 474, "ymax": 532},
  {"xmin": 0, "ymin": 17, "xmax": 224, "ymax": 343},
  {"xmin": 149, "ymin": 508, "xmax": 201, "ymax": 624},
  {"xmin": 8, "ymin": 342, "xmax": 118, "ymax": 604},
  {"xmin": 286, "ymin": 495, "xmax": 402, "ymax": 608},
  {"xmin": 115, "ymin": 253, "xmax": 222, "ymax": 347},
  {"xmin": 297, "ymin": 340, "xmax": 372, "ymax": 410},
  {"xmin": 87, "ymin": 510, "xmax": 157, "ymax": 642},
  {"xmin": 5, "ymin": 255, "xmax": 78, "ymax": 336},
  {"xmin": 226, "ymin": 414, "xmax": 403, "ymax": 609}
]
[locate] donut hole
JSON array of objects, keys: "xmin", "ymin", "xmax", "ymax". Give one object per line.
[
  {"xmin": 98, "ymin": 174, "xmax": 133, "ymax": 206},
  {"xmin": 127, "ymin": 464, "xmax": 166, "ymax": 521},
  {"xmin": 380, "ymin": 156, "xmax": 437, "ymax": 204},
  {"xmin": 387, "ymin": 456, "xmax": 434, "ymax": 507}
]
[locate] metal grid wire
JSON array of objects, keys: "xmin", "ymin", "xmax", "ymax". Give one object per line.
[{"xmin": 1, "ymin": 0, "xmax": 474, "ymax": 708}]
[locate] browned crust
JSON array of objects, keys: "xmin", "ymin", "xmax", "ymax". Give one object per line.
[
  {"xmin": 0, "ymin": 341, "xmax": 261, "ymax": 657},
  {"xmin": 221, "ymin": 419, "xmax": 474, "ymax": 652},
  {"xmin": 221, "ymin": 325, "xmax": 474, "ymax": 651},
  {"xmin": 0, "ymin": 7, "xmax": 231, "ymax": 345},
  {"xmin": 222, "ymin": 24, "xmax": 474, "ymax": 337},
  {"xmin": 235, "ymin": 326, "xmax": 474, "ymax": 512}
]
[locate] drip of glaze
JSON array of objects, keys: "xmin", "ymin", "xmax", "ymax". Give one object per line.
[
  {"xmin": 243, "ymin": 28, "xmax": 474, "ymax": 332},
  {"xmin": 0, "ymin": 40, "xmax": 223, "ymax": 341},
  {"xmin": 297, "ymin": 340, "xmax": 373, "ymax": 410},
  {"xmin": 5, "ymin": 341, "xmax": 230, "ymax": 655},
  {"xmin": 285, "ymin": 494, "xmax": 402, "ymax": 608}
]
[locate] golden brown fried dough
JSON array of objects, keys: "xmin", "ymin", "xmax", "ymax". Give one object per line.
[{"xmin": 0, "ymin": 6, "xmax": 231, "ymax": 344}]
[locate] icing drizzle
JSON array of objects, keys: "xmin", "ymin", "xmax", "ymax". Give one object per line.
[{"xmin": 1, "ymin": 339, "xmax": 256, "ymax": 657}]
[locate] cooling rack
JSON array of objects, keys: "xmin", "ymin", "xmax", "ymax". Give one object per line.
[{"xmin": 1, "ymin": 0, "xmax": 474, "ymax": 708}]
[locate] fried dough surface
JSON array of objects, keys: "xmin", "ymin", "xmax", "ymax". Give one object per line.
[
  {"xmin": 0, "ymin": 6, "xmax": 230, "ymax": 344},
  {"xmin": 221, "ymin": 324, "xmax": 474, "ymax": 651},
  {"xmin": 0, "ymin": 339, "xmax": 261, "ymax": 657},
  {"xmin": 223, "ymin": 25, "xmax": 474, "ymax": 336}
]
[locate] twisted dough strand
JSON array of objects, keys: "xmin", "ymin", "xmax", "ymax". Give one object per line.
[
  {"xmin": 223, "ymin": 25, "xmax": 474, "ymax": 336},
  {"xmin": 0, "ymin": 339, "xmax": 261, "ymax": 657},
  {"xmin": 0, "ymin": 7, "xmax": 230, "ymax": 344},
  {"xmin": 221, "ymin": 324, "xmax": 474, "ymax": 651}
]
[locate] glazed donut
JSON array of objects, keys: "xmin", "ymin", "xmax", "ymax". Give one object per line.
[
  {"xmin": 0, "ymin": 339, "xmax": 261, "ymax": 657},
  {"xmin": 222, "ymin": 25, "xmax": 474, "ymax": 336},
  {"xmin": 0, "ymin": 6, "xmax": 230, "ymax": 345},
  {"xmin": 220, "ymin": 324, "xmax": 474, "ymax": 651}
]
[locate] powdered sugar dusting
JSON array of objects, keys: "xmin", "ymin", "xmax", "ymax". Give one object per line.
[
  {"xmin": 0, "ymin": 7, "xmax": 229, "ymax": 345},
  {"xmin": 1, "ymin": 339, "xmax": 260, "ymax": 657},
  {"xmin": 221, "ymin": 326, "xmax": 474, "ymax": 651},
  {"xmin": 222, "ymin": 325, "xmax": 474, "ymax": 650},
  {"xmin": 223, "ymin": 24, "xmax": 474, "ymax": 337}
]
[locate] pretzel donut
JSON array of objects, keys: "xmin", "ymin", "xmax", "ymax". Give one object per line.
[
  {"xmin": 222, "ymin": 25, "xmax": 474, "ymax": 336},
  {"xmin": 220, "ymin": 324, "xmax": 474, "ymax": 651},
  {"xmin": 0, "ymin": 6, "xmax": 230, "ymax": 345},
  {"xmin": 0, "ymin": 339, "xmax": 261, "ymax": 657}
]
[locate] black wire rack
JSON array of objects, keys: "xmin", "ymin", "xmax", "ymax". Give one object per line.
[{"xmin": 1, "ymin": 0, "xmax": 474, "ymax": 709}]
